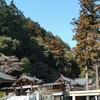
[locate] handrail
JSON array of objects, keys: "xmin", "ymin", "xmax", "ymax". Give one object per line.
[
  {"xmin": 91, "ymin": 96, "xmax": 100, "ymax": 100},
  {"xmin": 0, "ymin": 91, "xmax": 37, "ymax": 100},
  {"xmin": 24, "ymin": 92, "xmax": 35, "ymax": 100}
]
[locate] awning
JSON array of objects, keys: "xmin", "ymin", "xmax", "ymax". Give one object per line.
[{"xmin": 52, "ymin": 91, "xmax": 63, "ymax": 96}]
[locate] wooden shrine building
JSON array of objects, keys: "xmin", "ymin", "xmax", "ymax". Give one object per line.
[{"xmin": 13, "ymin": 75, "xmax": 42, "ymax": 95}]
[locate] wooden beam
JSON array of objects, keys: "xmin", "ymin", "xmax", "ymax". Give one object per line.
[{"xmin": 69, "ymin": 90, "xmax": 100, "ymax": 96}]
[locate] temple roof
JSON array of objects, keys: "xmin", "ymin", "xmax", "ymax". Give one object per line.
[
  {"xmin": 55, "ymin": 75, "xmax": 78, "ymax": 86},
  {"xmin": 17, "ymin": 75, "xmax": 42, "ymax": 82},
  {"xmin": 0, "ymin": 72, "xmax": 16, "ymax": 82},
  {"xmin": 56, "ymin": 74, "xmax": 93, "ymax": 86},
  {"xmin": 13, "ymin": 75, "xmax": 42, "ymax": 86},
  {"xmin": 75, "ymin": 77, "xmax": 93, "ymax": 86}
]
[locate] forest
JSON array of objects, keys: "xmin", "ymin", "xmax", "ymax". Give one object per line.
[
  {"xmin": 0, "ymin": 0, "xmax": 80, "ymax": 82},
  {"xmin": 0, "ymin": 0, "xmax": 100, "ymax": 84}
]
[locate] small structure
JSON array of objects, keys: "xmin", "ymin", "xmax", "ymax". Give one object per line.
[
  {"xmin": 13, "ymin": 75, "xmax": 42, "ymax": 96},
  {"xmin": 55, "ymin": 75, "xmax": 98, "ymax": 100},
  {"xmin": 39, "ymin": 82, "xmax": 69, "ymax": 100},
  {"xmin": 55, "ymin": 75, "xmax": 94, "ymax": 91},
  {"xmin": 55, "ymin": 74, "xmax": 78, "ymax": 86}
]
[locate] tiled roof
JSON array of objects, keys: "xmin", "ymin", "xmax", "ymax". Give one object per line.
[
  {"xmin": 62, "ymin": 75, "xmax": 78, "ymax": 85},
  {"xmin": 0, "ymin": 72, "xmax": 16, "ymax": 82},
  {"xmin": 56, "ymin": 75, "xmax": 78, "ymax": 85},
  {"xmin": 75, "ymin": 77, "xmax": 93, "ymax": 86},
  {"xmin": 17, "ymin": 75, "xmax": 42, "ymax": 82},
  {"xmin": 56, "ymin": 75, "xmax": 93, "ymax": 86},
  {"xmin": 13, "ymin": 75, "xmax": 42, "ymax": 85}
]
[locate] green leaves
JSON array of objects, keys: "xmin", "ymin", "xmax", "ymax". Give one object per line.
[
  {"xmin": 0, "ymin": 0, "xmax": 80, "ymax": 80},
  {"xmin": 0, "ymin": 36, "xmax": 19, "ymax": 55},
  {"xmin": 0, "ymin": 0, "xmax": 6, "ymax": 7},
  {"xmin": 20, "ymin": 57, "xmax": 32, "ymax": 75}
]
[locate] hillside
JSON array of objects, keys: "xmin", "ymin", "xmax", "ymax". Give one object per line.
[{"xmin": 0, "ymin": 0, "xmax": 80, "ymax": 82}]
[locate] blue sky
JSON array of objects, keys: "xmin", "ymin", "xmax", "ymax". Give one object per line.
[{"xmin": 6, "ymin": 0, "xmax": 80, "ymax": 49}]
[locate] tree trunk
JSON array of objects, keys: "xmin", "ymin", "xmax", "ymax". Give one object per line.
[
  {"xmin": 85, "ymin": 65, "xmax": 89, "ymax": 90},
  {"xmin": 95, "ymin": 64, "xmax": 99, "ymax": 89},
  {"xmin": 85, "ymin": 65, "xmax": 89, "ymax": 100}
]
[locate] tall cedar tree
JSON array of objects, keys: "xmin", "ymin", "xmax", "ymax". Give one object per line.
[{"xmin": 72, "ymin": 0, "xmax": 100, "ymax": 90}]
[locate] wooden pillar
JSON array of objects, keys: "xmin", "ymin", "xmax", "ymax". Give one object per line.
[
  {"xmin": 20, "ymin": 83, "xmax": 23, "ymax": 95},
  {"xmin": 14, "ymin": 86, "xmax": 16, "ymax": 95}
]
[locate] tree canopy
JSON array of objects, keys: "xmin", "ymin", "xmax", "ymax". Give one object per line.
[
  {"xmin": 0, "ymin": 0, "xmax": 80, "ymax": 82},
  {"xmin": 71, "ymin": 0, "xmax": 100, "ymax": 90}
]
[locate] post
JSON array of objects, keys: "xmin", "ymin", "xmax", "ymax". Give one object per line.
[{"xmin": 72, "ymin": 94, "xmax": 75, "ymax": 100}]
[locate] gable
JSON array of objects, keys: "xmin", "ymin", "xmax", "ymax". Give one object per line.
[
  {"xmin": 55, "ymin": 75, "xmax": 78, "ymax": 86},
  {"xmin": 13, "ymin": 75, "xmax": 42, "ymax": 86}
]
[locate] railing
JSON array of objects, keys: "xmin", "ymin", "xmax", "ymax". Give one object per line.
[
  {"xmin": 71, "ymin": 85, "xmax": 97, "ymax": 91},
  {"xmin": 91, "ymin": 96, "xmax": 100, "ymax": 100},
  {"xmin": 0, "ymin": 92, "xmax": 37, "ymax": 100},
  {"xmin": 28, "ymin": 92, "xmax": 36, "ymax": 100},
  {"xmin": 41, "ymin": 95, "xmax": 53, "ymax": 100},
  {"xmin": 0, "ymin": 91, "xmax": 50, "ymax": 100},
  {"xmin": 0, "ymin": 93, "xmax": 14, "ymax": 100}
]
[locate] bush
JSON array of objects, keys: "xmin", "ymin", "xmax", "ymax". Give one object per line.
[{"xmin": 0, "ymin": 91, "xmax": 4, "ymax": 98}]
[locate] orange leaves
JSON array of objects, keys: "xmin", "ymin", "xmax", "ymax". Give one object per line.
[
  {"xmin": 72, "ymin": 31, "xmax": 100, "ymax": 66},
  {"xmin": 28, "ymin": 21, "xmax": 43, "ymax": 40},
  {"xmin": 49, "ymin": 39, "xmax": 63, "ymax": 54},
  {"xmin": 78, "ymin": 14, "xmax": 90, "ymax": 29},
  {"xmin": 28, "ymin": 21, "xmax": 36, "ymax": 30},
  {"xmin": 72, "ymin": 0, "xmax": 100, "ymax": 72},
  {"xmin": 91, "ymin": 52, "xmax": 98, "ymax": 58}
]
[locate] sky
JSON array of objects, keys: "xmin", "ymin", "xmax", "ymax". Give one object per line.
[{"xmin": 6, "ymin": 0, "xmax": 80, "ymax": 49}]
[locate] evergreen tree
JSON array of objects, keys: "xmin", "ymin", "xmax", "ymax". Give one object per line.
[
  {"xmin": 0, "ymin": 0, "xmax": 80, "ymax": 81},
  {"xmin": 71, "ymin": 0, "xmax": 100, "ymax": 90},
  {"xmin": 0, "ymin": 0, "xmax": 6, "ymax": 7},
  {"xmin": 20, "ymin": 57, "xmax": 32, "ymax": 75},
  {"xmin": 0, "ymin": 0, "xmax": 30, "ymax": 58},
  {"xmin": 0, "ymin": 36, "xmax": 19, "ymax": 55}
]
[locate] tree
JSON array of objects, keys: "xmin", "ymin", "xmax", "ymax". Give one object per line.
[
  {"xmin": 20, "ymin": 57, "xmax": 32, "ymax": 75},
  {"xmin": 0, "ymin": 0, "xmax": 81, "ymax": 82},
  {"xmin": 0, "ymin": 0, "xmax": 6, "ymax": 7},
  {"xmin": 0, "ymin": 36, "xmax": 19, "ymax": 55},
  {"xmin": 0, "ymin": 0, "xmax": 30, "ymax": 58},
  {"xmin": 71, "ymin": 0, "xmax": 100, "ymax": 91},
  {"xmin": 0, "ymin": 53, "xmax": 22, "ymax": 77}
]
